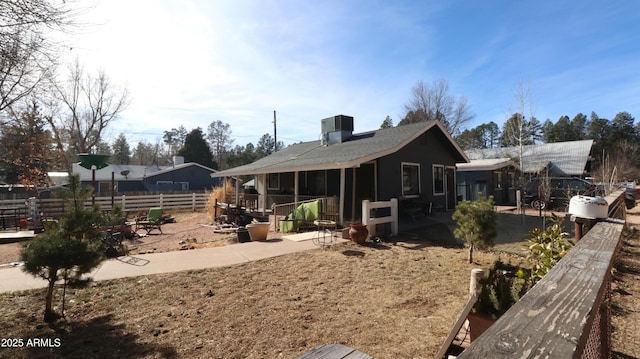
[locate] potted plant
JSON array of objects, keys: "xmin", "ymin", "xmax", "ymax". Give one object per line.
[
  {"xmin": 468, "ymin": 260, "xmax": 532, "ymax": 341},
  {"xmin": 349, "ymin": 222, "xmax": 369, "ymax": 244},
  {"xmin": 466, "ymin": 214, "xmax": 573, "ymax": 342}
]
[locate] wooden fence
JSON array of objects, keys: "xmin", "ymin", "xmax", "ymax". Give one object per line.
[
  {"xmin": 362, "ymin": 199, "xmax": 398, "ymax": 236},
  {"xmin": 455, "ymin": 190, "xmax": 627, "ymax": 359},
  {"xmin": 0, "ymin": 192, "xmax": 211, "ymax": 221}
]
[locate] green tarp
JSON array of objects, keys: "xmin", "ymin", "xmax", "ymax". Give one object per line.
[{"xmin": 279, "ymin": 200, "xmax": 321, "ymax": 233}]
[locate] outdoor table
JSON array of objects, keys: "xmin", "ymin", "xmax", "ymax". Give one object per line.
[{"xmin": 312, "ymin": 219, "xmax": 336, "ymax": 247}]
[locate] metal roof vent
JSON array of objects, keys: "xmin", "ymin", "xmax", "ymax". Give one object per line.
[{"xmin": 321, "ymin": 115, "xmax": 354, "ymax": 145}]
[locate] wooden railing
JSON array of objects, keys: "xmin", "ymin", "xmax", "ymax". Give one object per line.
[
  {"xmin": 271, "ymin": 196, "xmax": 339, "ymax": 228},
  {"xmin": 455, "ymin": 191, "xmax": 627, "ymax": 359}
]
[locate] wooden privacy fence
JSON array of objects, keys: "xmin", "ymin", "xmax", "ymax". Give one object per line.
[
  {"xmin": 0, "ymin": 193, "xmax": 210, "ymax": 220},
  {"xmin": 455, "ymin": 190, "xmax": 627, "ymax": 359}
]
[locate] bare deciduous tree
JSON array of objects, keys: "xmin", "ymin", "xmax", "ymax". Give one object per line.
[
  {"xmin": 48, "ymin": 60, "xmax": 129, "ymax": 169},
  {"xmin": 0, "ymin": 0, "xmax": 85, "ymax": 116},
  {"xmin": 500, "ymin": 81, "xmax": 538, "ymax": 175},
  {"xmin": 400, "ymin": 78, "xmax": 474, "ymax": 136}
]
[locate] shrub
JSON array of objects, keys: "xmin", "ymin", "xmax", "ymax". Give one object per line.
[
  {"xmin": 525, "ymin": 213, "xmax": 573, "ymax": 283},
  {"xmin": 452, "ymin": 195, "xmax": 498, "ymax": 263},
  {"xmin": 206, "ymin": 179, "xmax": 235, "ymax": 223},
  {"xmin": 473, "ymin": 260, "xmax": 532, "ymax": 320}
]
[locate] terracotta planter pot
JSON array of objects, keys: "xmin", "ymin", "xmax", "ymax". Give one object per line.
[
  {"xmin": 349, "ymin": 223, "xmax": 369, "ymax": 244},
  {"xmin": 467, "ymin": 312, "xmax": 496, "ymax": 342},
  {"xmin": 246, "ymin": 222, "xmax": 270, "ymax": 241}
]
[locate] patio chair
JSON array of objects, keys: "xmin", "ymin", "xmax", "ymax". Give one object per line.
[{"xmin": 135, "ymin": 207, "xmax": 163, "ymax": 234}]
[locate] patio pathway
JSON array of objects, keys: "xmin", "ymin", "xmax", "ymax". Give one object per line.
[{"xmin": 0, "ymin": 232, "xmax": 347, "ymax": 293}]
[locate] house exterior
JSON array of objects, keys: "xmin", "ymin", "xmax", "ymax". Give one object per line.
[
  {"xmin": 71, "ymin": 157, "xmax": 221, "ymax": 195},
  {"xmin": 458, "ymin": 140, "xmax": 595, "ymax": 205},
  {"xmin": 456, "ymin": 158, "xmax": 518, "ymax": 205},
  {"xmin": 465, "ymin": 140, "xmax": 594, "ymax": 176},
  {"xmin": 212, "ymin": 115, "xmax": 469, "ymax": 225}
]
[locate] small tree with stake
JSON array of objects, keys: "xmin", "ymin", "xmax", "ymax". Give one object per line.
[
  {"xmin": 452, "ymin": 195, "xmax": 498, "ymax": 263},
  {"xmin": 20, "ymin": 174, "xmax": 107, "ymax": 322}
]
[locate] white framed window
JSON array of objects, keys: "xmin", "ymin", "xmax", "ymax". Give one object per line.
[
  {"xmin": 402, "ymin": 162, "xmax": 420, "ymax": 197},
  {"xmin": 433, "ymin": 165, "xmax": 444, "ymax": 195},
  {"xmin": 179, "ymin": 182, "xmax": 189, "ymax": 190}
]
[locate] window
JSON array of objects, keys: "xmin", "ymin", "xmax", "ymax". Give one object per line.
[
  {"xmin": 402, "ymin": 162, "xmax": 420, "ymax": 197},
  {"xmin": 179, "ymin": 182, "xmax": 189, "ymax": 190},
  {"xmin": 433, "ymin": 165, "xmax": 444, "ymax": 195},
  {"xmin": 268, "ymin": 173, "xmax": 280, "ymax": 190}
]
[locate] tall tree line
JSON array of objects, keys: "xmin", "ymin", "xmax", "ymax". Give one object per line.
[{"xmin": 93, "ymin": 124, "xmax": 283, "ymax": 172}]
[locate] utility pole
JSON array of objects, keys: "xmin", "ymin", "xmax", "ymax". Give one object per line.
[{"xmin": 273, "ymin": 110, "xmax": 277, "ymax": 152}]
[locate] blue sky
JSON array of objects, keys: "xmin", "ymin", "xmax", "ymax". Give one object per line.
[{"xmin": 65, "ymin": 0, "xmax": 640, "ymax": 148}]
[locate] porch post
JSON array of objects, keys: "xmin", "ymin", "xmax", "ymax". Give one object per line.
[
  {"xmin": 261, "ymin": 173, "xmax": 267, "ymax": 216},
  {"xmin": 235, "ymin": 177, "xmax": 240, "ymax": 206},
  {"xmin": 339, "ymin": 168, "xmax": 345, "ymax": 225},
  {"xmin": 294, "ymin": 171, "xmax": 299, "ymax": 204},
  {"xmin": 223, "ymin": 176, "xmax": 227, "ymax": 203},
  {"xmin": 351, "ymin": 167, "xmax": 357, "ymax": 222}
]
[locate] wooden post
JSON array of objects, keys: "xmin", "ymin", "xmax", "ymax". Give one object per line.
[
  {"xmin": 470, "ymin": 268, "xmax": 485, "ymax": 297},
  {"xmin": 390, "ymin": 198, "xmax": 398, "ymax": 235},
  {"xmin": 574, "ymin": 218, "xmax": 583, "ymax": 243},
  {"xmin": 434, "ymin": 269, "xmax": 485, "ymax": 359}
]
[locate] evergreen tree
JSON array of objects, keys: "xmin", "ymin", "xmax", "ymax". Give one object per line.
[
  {"xmin": 256, "ymin": 133, "xmax": 283, "ymax": 157},
  {"xmin": 111, "ymin": 133, "xmax": 131, "ymax": 164},
  {"xmin": 21, "ymin": 174, "xmax": 108, "ymax": 322},
  {"xmin": 452, "ymin": 195, "xmax": 497, "ymax": 263},
  {"xmin": 380, "ymin": 115, "xmax": 394, "ymax": 129},
  {"xmin": 0, "ymin": 100, "xmax": 53, "ymax": 185},
  {"xmin": 178, "ymin": 128, "xmax": 216, "ymax": 169}
]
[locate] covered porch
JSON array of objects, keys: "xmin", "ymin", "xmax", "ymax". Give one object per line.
[{"xmin": 215, "ymin": 164, "xmax": 378, "ymax": 229}]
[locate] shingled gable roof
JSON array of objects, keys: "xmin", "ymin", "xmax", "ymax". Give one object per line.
[{"xmin": 213, "ymin": 120, "xmax": 469, "ymax": 178}]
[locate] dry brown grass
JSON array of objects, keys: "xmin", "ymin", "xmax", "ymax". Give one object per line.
[
  {"xmin": 0, "ymin": 211, "xmax": 638, "ymax": 358},
  {"xmin": 205, "ymin": 180, "xmax": 236, "ymax": 223}
]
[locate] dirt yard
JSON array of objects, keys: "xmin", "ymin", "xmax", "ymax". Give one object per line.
[
  {"xmin": 0, "ymin": 211, "xmax": 238, "ymax": 266},
  {"xmin": 0, "ymin": 208, "xmax": 638, "ymax": 358}
]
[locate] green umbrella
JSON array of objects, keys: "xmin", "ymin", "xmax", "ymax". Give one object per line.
[{"xmin": 78, "ymin": 154, "xmax": 110, "ymax": 170}]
